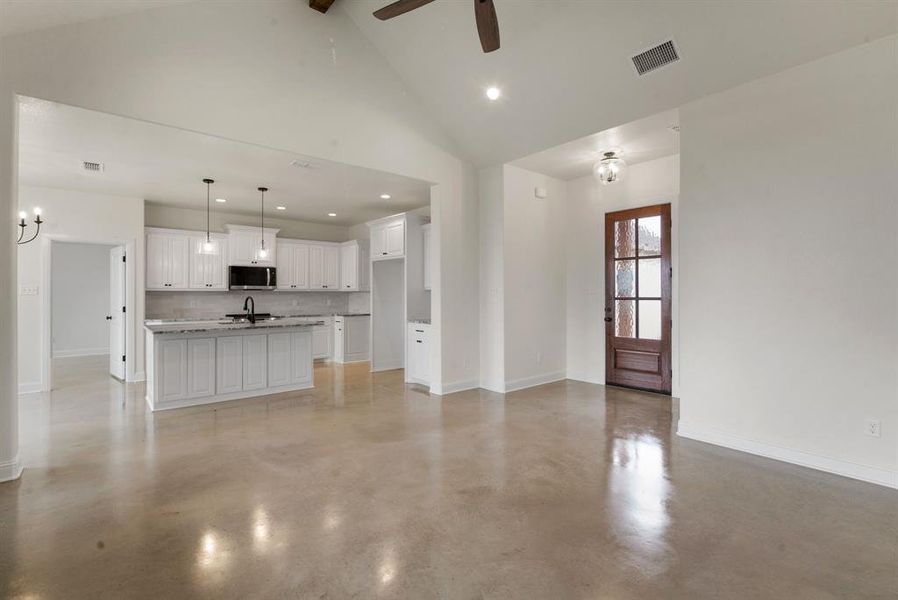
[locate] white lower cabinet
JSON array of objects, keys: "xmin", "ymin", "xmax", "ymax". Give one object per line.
[
  {"xmin": 147, "ymin": 327, "xmax": 316, "ymax": 411},
  {"xmin": 406, "ymin": 323, "xmax": 430, "ymax": 386},
  {"xmin": 267, "ymin": 333, "xmax": 292, "ymax": 388},
  {"xmin": 187, "ymin": 338, "xmax": 216, "ymax": 398},
  {"xmin": 291, "ymin": 332, "xmax": 313, "ymax": 384},
  {"xmin": 334, "ymin": 315, "xmax": 370, "ymax": 364},
  {"xmin": 216, "ymin": 336, "xmax": 243, "ymax": 394},
  {"xmin": 159, "ymin": 339, "xmax": 188, "ymax": 402},
  {"xmin": 311, "ymin": 317, "xmax": 333, "ymax": 360},
  {"xmin": 242, "ymin": 334, "xmax": 268, "ymax": 391}
]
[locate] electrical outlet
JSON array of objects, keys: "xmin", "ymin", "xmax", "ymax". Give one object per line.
[
  {"xmin": 326, "ymin": 298, "xmax": 332, "ymax": 306},
  {"xmin": 19, "ymin": 285, "xmax": 38, "ymax": 296},
  {"xmin": 188, "ymin": 299, "xmax": 198, "ymax": 308},
  {"xmin": 864, "ymin": 419, "xmax": 881, "ymax": 438},
  {"xmin": 536, "ymin": 351, "xmax": 543, "ymax": 366},
  {"xmin": 292, "ymin": 299, "xmax": 298, "ymax": 307}
]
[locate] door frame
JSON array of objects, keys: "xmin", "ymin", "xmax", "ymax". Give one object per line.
[
  {"xmin": 604, "ymin": 203, "xmax": 672, "ymax": 395},
  {"xmin": 109, "ymin": 246, "xmax": 127, "ymax": 381},
  {"xmin": 40, "ymin": 236, "xmax": 137, "ymax": 391}
]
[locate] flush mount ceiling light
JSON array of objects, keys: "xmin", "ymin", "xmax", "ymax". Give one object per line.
[
  {"xmin": 199, "ymin": 178, "xmax": 219, "ymax": 255},
  {"xmin": 486, "ymin": 86, "xmax": 501, "ymax": 101},
  {"xmin": 215, "ymin": 198, "xmax": 227, "ymax": 203},
  {"xmin": 380, "ymin": 193, "xmax": 391, "ymax": 200},
  {"xmin": 328, "ymin": 213, "xmax": 337, "ymax": 217},
  {"xmin": 594, "ymin": 151, "xmax": 627, "ymax": 185},
  {"xmin": 276, "ymin": 206, "xmax": 286, "ymax": 211},
  {"xmin": 256, "ymin": 187, "xmax": 270, "ymax": 260}
]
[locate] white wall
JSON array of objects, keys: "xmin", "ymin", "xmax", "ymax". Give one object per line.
[
  {"xmin": 51, "ymin": 243, "xmax": 111, "ymax": 357},
  {"xmin": 502, "ymin": 165, "xmax": 567, "ymax": 390},
  {"xmin": 0, "ymin": 0, "xmax": 480, "ymax": 408},
  {"xmin": 17, "ymin": 186, "xmax": 144, "ymax": 390},
  {"xmin": 476, "ymin": 165, "xmax": 567, "ymax": 392},
  {"xmin": 677, "ymin": 35, "xmax": 898, "ymax": 487},
  {"xmin": 145, "ymin": 204, "xmax": 352, "ymax": 242},
  {"xmin": 0, "ymin": 59, "xmax": 19, "ymax": 480},
  {"xmin": 477, "ymin": 166, "xmax": 504, "ymax": 392},
  {"xmin": 566, "ymin": 155, "xmax": 680, "ymax": 391}
]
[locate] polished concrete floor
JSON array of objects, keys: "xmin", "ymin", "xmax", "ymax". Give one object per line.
[{"xmin": 1, "ymin": 356, "xmax": 896, "ymax": 599}]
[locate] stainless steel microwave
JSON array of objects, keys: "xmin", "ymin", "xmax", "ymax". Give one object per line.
[{"xmin": 229, "ymin": 266, "xmax": 276, "ymax": 290}]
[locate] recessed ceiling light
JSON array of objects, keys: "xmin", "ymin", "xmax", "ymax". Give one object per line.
[
  {"xmin": 380, "ymin": 194, "xmax": 391, "ymax": 200},
  {"xmin": 215, "ymin": 198, "xmax": 227, "ymax": 203},
  {"xmin": 486, "ymin": 86, "xmax": 501, "ymax": 101},
  {"xmin": 276, "ymin": 206, "xmax": 286, "ymax": 210},
  {"xmin": 328, "ymin": 213, "xmax": 337, "ymax": 217}
]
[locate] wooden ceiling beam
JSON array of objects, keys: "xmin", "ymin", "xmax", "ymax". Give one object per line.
[{"xmin": 309, "ymin": 0, "xmax": 337, "ymax": 14}]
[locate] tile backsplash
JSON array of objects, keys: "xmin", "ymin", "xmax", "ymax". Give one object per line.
[{"xmin": 146, "ymin": 291, "xmax": 370, "ymax": 319}]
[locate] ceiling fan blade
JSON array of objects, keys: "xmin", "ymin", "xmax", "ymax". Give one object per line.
[
  {"xmin": 373, "ymin": 0, "xmax": 436, "ymax": 20},
  {"xmin": 474, "ymin": 0, "xmax": 500, "ymax": 52}
]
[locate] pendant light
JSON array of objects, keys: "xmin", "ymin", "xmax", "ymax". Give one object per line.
[
  {"xmin": 256, "ymin": 186, "xmax": 269, "ymax": 260},
  {"xmin": 594, "ymin": 151, "xmax": 627, "ymax": 185},
  {"xmin": 199, "ymin": 178, "xmax": 219, "ymax": 255}
]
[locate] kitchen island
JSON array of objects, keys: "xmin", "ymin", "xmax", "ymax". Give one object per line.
[{"xmin": 144, "ymin": 317, "xmax": 323, "ymax": 411}]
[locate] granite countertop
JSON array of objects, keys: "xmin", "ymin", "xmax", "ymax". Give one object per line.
[{"xmin": 145, "ymin": 317, "xmax": 326, "ymax": 335}]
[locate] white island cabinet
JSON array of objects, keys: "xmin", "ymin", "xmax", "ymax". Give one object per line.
[{"xmin": 145, "ymin": 319, "xmax": 318, "ymax": 411}]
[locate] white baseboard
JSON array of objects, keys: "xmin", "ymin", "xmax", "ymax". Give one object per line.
[
  {"xmin": 478, "ymin": 380, "xmax": 506, "ymax": 394},
  {"xmin": 0, "ymin": 454, "xmax": 23, "ymax": 483},
  {"xmin": 52, "ymin": 348, "xmax": 109, "ymax": 358},
  {"xmin": 371, "ymin": 360, "xmax": 403, "ymax": 373},
  {"xmin": 566, "ymin": 371, "xmax": 604, "ymax": 385},
  {"xmin": 430, "ymin": 379, "xmax": 479, "ymax": 396},
  {"xmin": 677, "ymin": 421, "xmax": 898, "ymax": 489},
  {"xmin": 18, "ymin": 381, "xmax": 42, "ymax": 395},
  {"xmin": 129, "ymin": 371, "xmax": 146, "ymax": 383},
  {"xmin": 504, "ymin": 371, "xmax": 566, "ymax": 393}
]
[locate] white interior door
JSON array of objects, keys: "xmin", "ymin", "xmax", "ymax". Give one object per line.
[{"xmin": 109, "ymin": 246, "xmax": 127, "ymax": 380}]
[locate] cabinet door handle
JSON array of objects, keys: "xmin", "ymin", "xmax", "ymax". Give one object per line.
[
  {"xmin": 382, "ymin": 252, "xmax": 387, "ymax": 255},
  {"xmin": 416, "ymin": 340, "xmax": 422, "ymax": 343},
  {"xmin": 415, "ymin": 329, "xmax": 424, "ymax": 333}
]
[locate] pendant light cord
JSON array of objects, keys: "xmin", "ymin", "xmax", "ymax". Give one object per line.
[
  {"xmin": 203, "ymin": 178, "xmax": 214, "ymax": 243},
  {"xmin": 258, "ymin": 187, "xmax": 268, "ymax": 250}
]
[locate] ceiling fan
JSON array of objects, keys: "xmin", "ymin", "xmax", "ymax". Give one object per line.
[
  {"xmin": 374, "ymin": 0, "xmax": 500, "ymax": 53},
  {"xmin": 309, "ymin": 0, "xmax": 500, "ymax": 53}
]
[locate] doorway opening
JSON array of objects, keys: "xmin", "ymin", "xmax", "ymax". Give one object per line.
[
  {"xmin": 605, "ymin": 204, "xmax": 672, "ymax": 394},
  {"xmin": 48, "ymin": 241, "xmax": 127, "ymax": 388}
]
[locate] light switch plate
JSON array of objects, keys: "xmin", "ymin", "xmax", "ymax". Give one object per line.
[{"xmin": 19, "ymin": 285, "xmax": 39, "ymax": 296}]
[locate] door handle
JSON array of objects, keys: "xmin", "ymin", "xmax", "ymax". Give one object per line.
[
  {"xmin": 604, "ymin": 317, "xmax": 612, "ymax": 323},
  {"xmin": 106, "ymin": 316, "xmax": 113, "ymax": 321}
]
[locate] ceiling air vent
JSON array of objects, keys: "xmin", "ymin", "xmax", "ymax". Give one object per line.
[
  {"xmin": 632, "ymin": 40, "xmax": 679, "ymax": 76},
  {"xmin": 82, "ymin": 161, "xmax": 104, "ymax": 173}
]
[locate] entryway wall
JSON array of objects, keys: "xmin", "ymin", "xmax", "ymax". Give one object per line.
[
  {"xmin": 16, "ymin": 185, "xmax": 145, "ymax": 392},
  {"xmin": 50, "ymin": 242, "xmax": 112, "ymax": 358},
  {"xmin": 565, "ymin": 154, "xmax": 680, "ymax": 395}
]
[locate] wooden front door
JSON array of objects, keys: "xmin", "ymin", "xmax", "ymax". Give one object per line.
[{"xmin": 605, "ymin": 204, "xmax": 672, "ymax": 394}]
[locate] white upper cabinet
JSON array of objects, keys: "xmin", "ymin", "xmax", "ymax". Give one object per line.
[
  {"xmin": 369, "ymin": 215, "xmax": 405, "ymax": 260},
  {"xmin": 422, "ymin": 223, "xmax": 432, "ymax": 291},
  {"xmin": 276, "ymin": 241, "xmax": 310, "ymax": 290},
  {"xmin": 224, "ymin": 224, "xmax": 279, "ymax": 266},
  {"xmin": 309, "ymin": 244, "xmax": 339, "ymax": 290},
  {"xmin": 189, "ymin": 235, "xmax": 228, "ymax": 290},
  {"xmin": 339, "ymin": 240, "xmax": 369, "ymax": 291},
  {"xmin": 146, "ymin": 229, "xmax": 191, "ymax": 290}
]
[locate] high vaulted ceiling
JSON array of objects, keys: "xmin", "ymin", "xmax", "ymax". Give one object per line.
[
  {"xmin": 0, "ymin": 0, "xmax": 192, "ymax": 37},
  {"xmin": 2, "ymin": 1, "xmax": 896, "ymax": 170},
  {"xmin": 342, "ymin": 0, "xmax": 897, "ymax": 166}
]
